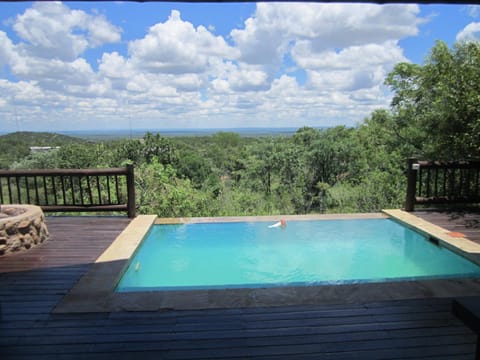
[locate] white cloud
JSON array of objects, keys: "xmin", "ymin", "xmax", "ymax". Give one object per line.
[
  {"xmin": 87, "ymin": 14, "xmax": 122, "ymax": 46},
  {"xmin": 211, "ymin": 78, "xmax": 230, "ymax": 94},
  {"xmin": 13, "ymin": 2, "xmax": 87, "ymax": 61},
  {"xmin": 230, "ymin": 68, "xmax": 269, "ymax": 91},
  {"xmin": 231, "ymin": 3, "xmax": 420, "ymax": 64},
  {"xmin": 456, "ymin": 22, "xmax": 480, "ymax": 42},
  {"xmin": 293, "ymin": 41, "xmax": 405, "ymax": 94},
  {"xmin": 293, "ymin": 41, "xmax": 405, "ymax": 70},
  {"xmin": 171, "ymin": 74, "xmax": 203, "ymax": 92},
  {"xmin": 11, "ymin": 57, "xmax": 97, "ymax": 94},
  {"xmin": 227, "ymin": 3, "xmax": 419, "ymax": 119},
  {"xmin": 13, "ymin": 2, "xmax": 121, "ymax": 61},
  {"xmin": 129, "ymin": 10, "xmax": 235, "ymax": 74},
  {"xmin": 306, "ymin": 4, "xmax": 419, "ymax": 48},
  {"xmin": 230, "ymin": 15, "xmax": 287, "ymax": 65},
  {"xmin": 215, "ymin": 64, "xmax": 270, "ymax": 92},
  {"xmin": 0, "ymin": 31, "xmax": 17, "ymax": 67},
  {"xmin": 0, "ymin": 2, "xmax": 122, "ymax": 101},
  {"xmin": 0, "ymin": 2, "xmax": 424, "ymax": 131},
  {"xmin": 126, "ymin": 74, "xmax": 150, "ymax": 93},
  {"xmin": 99, "ymin": 52, "xmax": 131, "ymax": 79}
]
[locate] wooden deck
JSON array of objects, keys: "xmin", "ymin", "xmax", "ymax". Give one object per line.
[
  {"xmin": 414, "ymin": 209, "xmax": 480, "ymax": 244},
  {"xmin": 0, "ymin": 214, "xmax": 479, "ymax": 359}
]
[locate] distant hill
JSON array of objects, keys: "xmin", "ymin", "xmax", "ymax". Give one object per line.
[{"xmin": 0, "ymin": 131, "xmax": 88, "ymax": 169}]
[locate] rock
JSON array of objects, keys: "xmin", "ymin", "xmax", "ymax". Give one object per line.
[
  {"xmin": 18, "ymin": 220, "xmax": 31, "ymax": 235},
  {"xmin": 33, "ymin": 218, "xmax": 41, "ymax": 228},
  {"xmin": 4, "ymin": 207, "xmax": 26, "ymax": 216},
  {"xmin": 30, "ymin": 227, "xmax": 39, "ymax": 238},
  {"xmin": 5, "ymin": 222, "xmax": 17, "ymax": 235},
  {"xmin": 22, "ymin": 234, "xmax": 33, "ymax": 246},
  {"xmin": 40, "ymin": 224, "xmax": 49, "ymax": 238},
  {"xmin": 10, "ymin": 238, "xmax": 22, "ymax": 251},
  {"xmin": 0, "ymin": 244, "xmax": 6, "ymax": 255},
  {"xmin": 0, "ymin": 237, "xmax": 6, "ymax": 245}
]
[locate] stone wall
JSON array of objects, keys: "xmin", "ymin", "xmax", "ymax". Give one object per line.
[{"xmin": 0, "ymin": 205, "xmax": 49, "ymax": 255}]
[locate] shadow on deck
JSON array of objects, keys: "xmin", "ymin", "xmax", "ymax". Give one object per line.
[
  {"xmin": 414, "ymin": 209, "xmax": 480, "ymax": 244},
  {"xmin": 0, "ymin": 215, "xmax": 478, "ymax": 359}
]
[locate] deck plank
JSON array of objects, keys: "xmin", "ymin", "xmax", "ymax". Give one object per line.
[
  {"xmin": 1, "ymin": 214, "xmax": 479, "ymax": 359},
  {"xmin": 414, "ymin": 210, "xmax": 480, "ymax": 244}
]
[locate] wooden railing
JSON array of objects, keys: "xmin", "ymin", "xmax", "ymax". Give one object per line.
[
  {"xmin": 405, "ymin": 158, "xmax": 480, "ymax": 211},
  {"xmin": 0, "ymin": 165, "xmax": 136, "ymax": 218}
]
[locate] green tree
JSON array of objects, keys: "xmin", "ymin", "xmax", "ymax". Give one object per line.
[
  {"xmin": 386, "ymin": 40, "xmax": 480, "ymax": 159},
  {"xmin": 56, "ymin": 143, "xmax": 111, "ymax": 168},
  {"xmin": 142, "ymin": 132, "xmax": 177, "ymax": 165},
  {"xmin": 112, "ymin": 132, "xmax": 177, "ymax": 166},
  {"xmin": 290, "ymin": 126, "xmax": 361, "ymax": 213},
  {"xmin": 207, "ymin": 132, "xmax": 244, "ymax": 175},
  {"xmin": 10, "ymin": 149, "xmax": 60, "ymax": 169},
  {"xmin": 175, "ymin": 148, "xmax": 213, "ymax": 188},
  {"xmin": 0, "ymin": 131, "xmax": 87, "ymax": 169},
  {"xmin": 351, "ymin": 110, "xmax": 406, "ymax": 211},
  {"xmin": 135, "ymin": 159, "xmax": 211, "ymax": 217},
  {"xmin": 112, "ymin": 139, "xmax": 144, "ymax": 165},
  {"xmin": 240, "ymin": 139, "xmax": 280, "ymax": 196}
]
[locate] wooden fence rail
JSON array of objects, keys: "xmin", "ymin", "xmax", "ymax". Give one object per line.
[
  {"xmin": 0, "ymin": 165, "xmax": 135, "ymax": 218},
  {"xmin": 405, "ymin": 158, "xmax": 480, "ymax": 211}
]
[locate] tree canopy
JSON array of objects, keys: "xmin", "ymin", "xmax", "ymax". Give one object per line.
[{"xmin": 386, "ymin": 40, "xmax": 480, "ymax": 159}]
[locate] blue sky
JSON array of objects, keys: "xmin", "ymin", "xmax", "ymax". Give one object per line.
[{"xmin": 0, "ymin": 2, "xmax": 479, "ymax": 132}]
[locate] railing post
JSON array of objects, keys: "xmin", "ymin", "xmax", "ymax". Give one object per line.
[
  {"xmin": 126, "ymin": 164, "xmax": 136, "ymax": 218},
  {"xmin": 405, "ymin": 157, "xmax": 418, "ymax": 212}
]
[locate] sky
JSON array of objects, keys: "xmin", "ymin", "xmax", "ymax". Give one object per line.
[{"xmin": 0, "ymin": 2, "xmax": 479, "ymax": 132}]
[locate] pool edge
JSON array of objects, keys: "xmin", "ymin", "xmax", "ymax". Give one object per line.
[
  {"xmin": 53, "ymin": 215, "xmax": 157, "ymax": 314},
  {"xmin": 155, "ymin": 213, "xmax": 388, "ymax": 224},
  {"xmin": 384, "ymin": 209, "xmax": 480, "ymax": 264}
]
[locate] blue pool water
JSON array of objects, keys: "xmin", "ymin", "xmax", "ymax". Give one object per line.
[{"xmin": 116, "ymin": 219, "xmax": 480, "ymax": 291}]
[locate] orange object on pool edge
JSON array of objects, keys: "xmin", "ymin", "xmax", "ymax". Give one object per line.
[{"xmin": 447, "ymin": 231, "xmax": 466, "ymax": 238}]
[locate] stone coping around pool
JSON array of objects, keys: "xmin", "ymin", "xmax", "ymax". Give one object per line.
[
  {"xmin": 54, "ymin": 212, "xmax": 480, "ymax": 313},
  {"xmin": 96, "ymin": 214, "xmax": 157, "ymax": 264},
  {"xmin": 384, "ymin": 209, "xmax": 480, "ymax": 264},
  {"xmin": 155, "ymin": 213, "xmax": 388, "ymax": 224},
  {"xmin": 54, "ymin": 215, "xmax": 157, "ymax": 313}
]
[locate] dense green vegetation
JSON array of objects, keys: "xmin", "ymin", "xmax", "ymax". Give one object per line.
[
  {"xmin": 2, "ymin": 41, "xmax": 479, "ymax": 217},
  {"xmin": 0, "ymin": 131, "xmax": 89, "ymax": 169},
  {"xmin": 385, "ymin": 40, "xmax": 480, "ymax": 159}
]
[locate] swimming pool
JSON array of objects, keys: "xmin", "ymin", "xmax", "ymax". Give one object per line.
[{"xmin": 116, "ymin": 218, "xmax": 480, "ymax": 292}]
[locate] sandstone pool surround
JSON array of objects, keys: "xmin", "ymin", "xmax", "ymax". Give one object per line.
[{"xmin": 55, "ymin": 212, "xmax": 480, "ymax": 313}]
